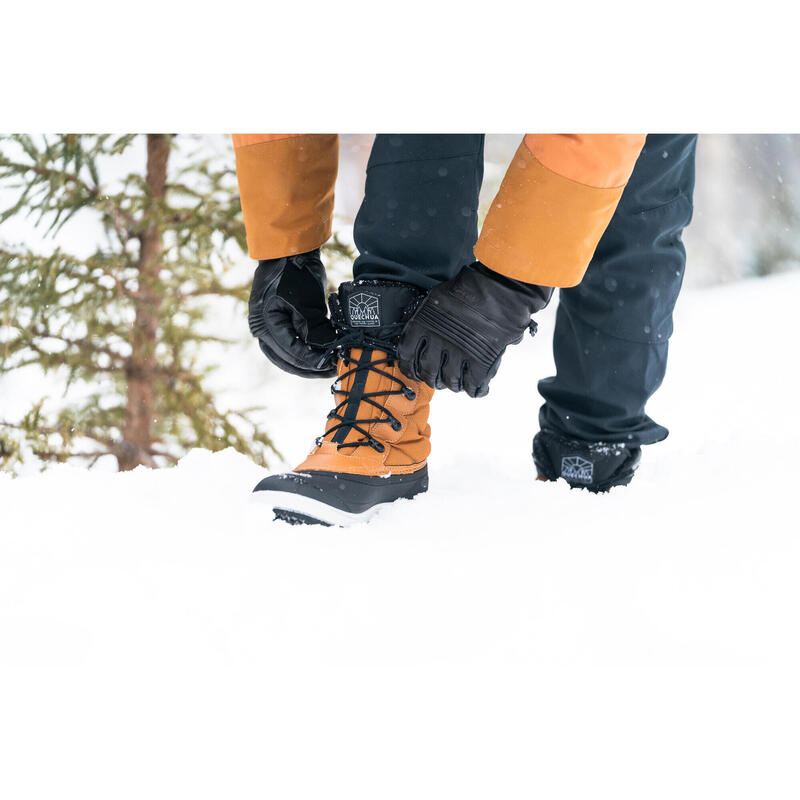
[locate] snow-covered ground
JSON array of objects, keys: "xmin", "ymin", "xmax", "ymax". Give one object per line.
[{"xmin": 1, "ymin": 272, "xmax": 799, "ymax": 799}]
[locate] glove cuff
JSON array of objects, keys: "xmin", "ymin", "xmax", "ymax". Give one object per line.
[{"xmin": 471, "ymin": 261, "xmax": 553, "ymax": 314}]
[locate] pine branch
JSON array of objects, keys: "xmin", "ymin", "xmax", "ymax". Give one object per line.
[{"xmin": 0, "ymin": 419, "xmax": 117, "ymax": 453}]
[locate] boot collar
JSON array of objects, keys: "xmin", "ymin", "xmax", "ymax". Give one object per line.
[{"xmin": 330, "ymin": 280, "xmax": 424, "ymax": 340}]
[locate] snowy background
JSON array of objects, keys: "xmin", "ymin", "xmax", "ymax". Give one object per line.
[{"xmin": 1, "ymin": 136, "xmax": 799, "ymax": 798}]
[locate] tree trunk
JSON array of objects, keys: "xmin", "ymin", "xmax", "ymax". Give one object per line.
[{"xmin": 118, "ymin": 133, "xmax": 170, "ymax": 471}]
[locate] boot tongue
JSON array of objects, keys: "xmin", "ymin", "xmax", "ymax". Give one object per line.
[
  {"xmin": 323, "ymin": 280, "xmax": 424, "ymax": 450},
  {"xmin": 333, "ymin": 280, "xmax": 424, "ymax": 339}
]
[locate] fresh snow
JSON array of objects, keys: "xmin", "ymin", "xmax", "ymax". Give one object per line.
[{"xmin": 1, "ymin": 272, "xmax": 799, "ymax": 799}]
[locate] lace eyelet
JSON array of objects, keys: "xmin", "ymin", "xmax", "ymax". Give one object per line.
[
  {"xmin": 403, "ymin": 386, "xmax": 416, "ymax": 401},
  {"xmin": 390, "ymin": 418, "xmax": 402, "ymax": 431},
  {"xmin": 372, "ymin": 440, "xmax": 386, "ymax": 453}
]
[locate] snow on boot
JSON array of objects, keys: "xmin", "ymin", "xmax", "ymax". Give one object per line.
[
  {"xmin": 532, "ymin": 430, "xmax": 641, "ymax": 493},
  {"xmin": 253, "ymin": 280, "xmax": 432, "ymax": 526}
]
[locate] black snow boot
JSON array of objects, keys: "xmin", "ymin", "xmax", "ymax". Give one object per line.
[{"xmin": 532, "ymin": 430, "xmax": 641, "ymax": 493}]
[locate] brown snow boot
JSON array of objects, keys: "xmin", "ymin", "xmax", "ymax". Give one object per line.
[{"xmin": 253, "ymin": 280, "xmax": 432, "ymax": 526}]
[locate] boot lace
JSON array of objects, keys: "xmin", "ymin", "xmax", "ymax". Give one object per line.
[{"xmin": 315, "ymin": 330, "xmax": 416, "ymax": 453}]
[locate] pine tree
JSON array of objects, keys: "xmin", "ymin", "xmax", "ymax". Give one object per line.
[{"xmin": 0, "ymin": 134, "xmax": 282, "ymax": 472}]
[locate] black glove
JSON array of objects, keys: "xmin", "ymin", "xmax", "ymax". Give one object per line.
[
  {"xmin": 397, "ymin": 262, "xmax": 553, "ymax": 397},
  {"xmin": 248, "ymin": 249, "xmax": 337, "ymax": 378}
]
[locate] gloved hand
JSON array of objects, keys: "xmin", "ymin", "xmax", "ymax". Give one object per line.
[
  {"xmin": 397, "ymin": 262, "xmax": 553, "ymax": 397},
  {"xmin": 248, "ymin": 249, "xmax": 337, "ymax": 378}
]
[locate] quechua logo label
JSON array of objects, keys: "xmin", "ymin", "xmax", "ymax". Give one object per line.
[
  {"xmin": 561, "ymin": 455, "xmax": 594, "ymax": 484},
  {"xmin": 348, "ymin": 292, "xmax": 381, "ymax": 327}
]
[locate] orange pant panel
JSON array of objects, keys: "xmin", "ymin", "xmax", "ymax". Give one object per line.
[
  {"xmin": 232, "ymin": 133, "xmax": 304, "ymax": 149},
  {"xmin": 233, "ymin": 134, "xmax": 339, "ymax": 259},
  {"xmin": 475, "ymin": 141, "xmax": 633, "ymax": 287},
  {"xmin": 524, "ymin": 134, "xmax": 646, "ymax": 188}
]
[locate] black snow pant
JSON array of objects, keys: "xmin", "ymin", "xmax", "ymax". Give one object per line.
[
  {"xmin": 352, "ymin": 133, "xmax": 697, "ymax": 447},
  {"xmin": 353, "ymin": 134, "xmax": 485, "ymax": 289}
]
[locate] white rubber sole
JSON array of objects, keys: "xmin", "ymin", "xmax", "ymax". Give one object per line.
[{"xmin": 251, "ymin": 489, "xmax": 389, "ymax": 527}]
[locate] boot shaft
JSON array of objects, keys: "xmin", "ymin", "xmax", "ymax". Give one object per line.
[{"xmin": 297, "ymin": 280, "xmax": 433, "ymax": 476}]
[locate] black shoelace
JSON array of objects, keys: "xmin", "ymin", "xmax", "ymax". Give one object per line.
[{"xmin": 316, "ymin": 331, "xmax": 416, "ymax": 453}]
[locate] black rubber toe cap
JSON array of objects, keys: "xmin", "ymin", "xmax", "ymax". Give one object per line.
[{"xmin": 254, "ymin": 467, "xmax": 429, "ymax": 515}]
